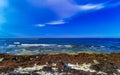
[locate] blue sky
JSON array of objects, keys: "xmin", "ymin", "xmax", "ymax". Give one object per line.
[{"xmin": 0, "ymin": 0, "xmax": 120, "ymax": 38}]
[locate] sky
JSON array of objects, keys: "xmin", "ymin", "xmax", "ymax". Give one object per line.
[{"xmin": 0, "ymin": 0, "xmax": 120, "ymax": 38}]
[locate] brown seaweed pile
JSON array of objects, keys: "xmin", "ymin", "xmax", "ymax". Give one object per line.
[{"xmin": 0, "ymin": 53, "xmax": 119, "ymax": 75}]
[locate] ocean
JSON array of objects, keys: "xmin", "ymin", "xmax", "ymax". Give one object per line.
[{"xmin": 0, "ymin": 38, "xmax": 120, "ymax": 55}]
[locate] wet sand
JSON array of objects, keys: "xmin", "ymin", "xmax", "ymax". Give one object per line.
[{"xmin": 0, "ymin": 53, "xmax": 120, "ymax": 75}]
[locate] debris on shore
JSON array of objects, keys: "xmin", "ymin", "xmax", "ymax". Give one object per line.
[{"xmin": 0, "ymin": 53, "xmax": 120, "ymax": 75}]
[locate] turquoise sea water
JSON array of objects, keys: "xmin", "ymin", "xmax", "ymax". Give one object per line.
[{"xmin": 0, "ymin": 38, "xmax": 120, "ymax": 55}]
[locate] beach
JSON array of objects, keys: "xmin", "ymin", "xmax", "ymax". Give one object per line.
[
  {"xmin": 0, "ymin": 38, "xmax": 120, "ymax": 75},
  {"xmin": 1, "ymin": 0, "xmax": 120, "ymax": 74},
  {"xmin": 0, "ymin": 53, "xmax": 120, "ymax": 75}
]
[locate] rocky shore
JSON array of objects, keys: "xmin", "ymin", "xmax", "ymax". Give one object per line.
[{"xmin": 0, "ymin": 53, "xmax": 120, "ymax": 75}]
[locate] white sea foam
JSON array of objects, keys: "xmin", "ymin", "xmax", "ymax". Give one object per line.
[
  {"xmin": 64, "ymin": 45, "xmax": 72, "ymax": 48},
  {"xmin": 14, "ymin": 42, "xmax": 20, "ymax": 45},
  {"xmin": 57, "ymin": 45, "xmax": 72, "ymax": 48},
  {"xmin": 8, "ymin": 45, "xmax": 16, "ymax": 47},
  {"xmin": 18, "ymin": 44, "xmax": 73, "ymax": 49},
  {"xmin": 20, "ymin": 44, "xmax": 57, "ymax": 47}
]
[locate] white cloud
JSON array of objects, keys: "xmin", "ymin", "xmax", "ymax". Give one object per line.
[
  {"xmin": 46, "ymin": 20, "xmax": 65, "ymax": 25},
  {"xmin": 79, "ymin": 4, "xmax": 104, "ymax": 10},
  {"xmin": 36, "ymin": 20, "xmax": 66, "ymax": 27},
  {"xmin": 27, "ymin": 0, "xmax": 120, "ymax": 21},
  {"xmin": 36, "ymin": 24, "xmax": 46, "ymax": 27},
  {"xmin": 27, "ymin": 0, "xmax": 105, "ymax": 19}
]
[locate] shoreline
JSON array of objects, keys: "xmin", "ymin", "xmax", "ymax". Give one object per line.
[{"xmin": 0, "ymin": 53, "xmax": 120, "ymax": 75}]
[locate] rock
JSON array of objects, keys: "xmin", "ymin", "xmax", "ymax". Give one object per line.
[
  {"xmin": 93, "ymin": 60, "xmax": 100, "ymax": 64},
  {"xmin": 52, "ymin": 63, "xmax": 56, "ymax": 67},
  {"xmin": 42, "ymin": 67, "xmax": 53, "ymax": 72},
  {"xmin": 0, "ymin": 58, "xmax": 4, "ymax": 62},
  {"xmin": 30, "ymin": 58, "xmax": 33, "ymax": 61},
  {"xmin": 36, "ymin": 56, "xmax": 39, "ymax": 59}
]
